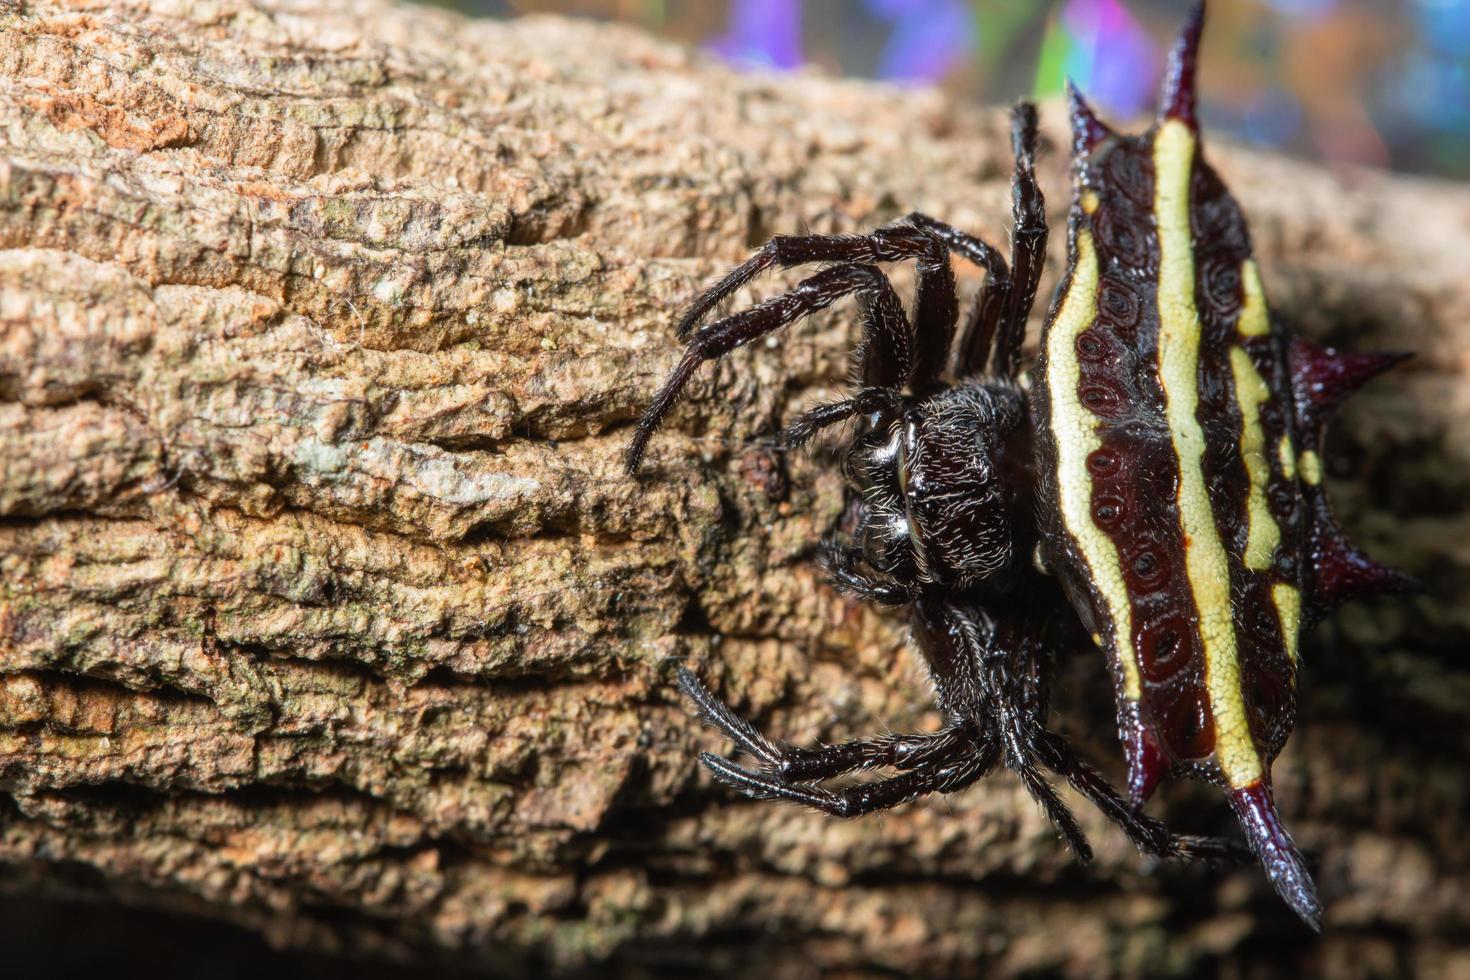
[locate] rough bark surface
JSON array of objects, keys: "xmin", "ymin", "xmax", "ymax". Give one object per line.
[{"xmin": 1, "ymin": 1, "xmax": 1467, "ymax": 977}]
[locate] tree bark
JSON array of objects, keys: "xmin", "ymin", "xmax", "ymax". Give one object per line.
[{"xmin": 1, "ymin": 1, "xmax": 1467, "ymax": 976}]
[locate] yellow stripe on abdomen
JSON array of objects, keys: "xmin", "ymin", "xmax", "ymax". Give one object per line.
[
  {"xmin": 1278, "ymin": 435, "xmax": 1297, "ymax": 481},
  {"xmin": 1273, "ymin": 583, "xmax": 1302, "ymax": 664},
  {"xmin": 1300, "ymin": 449, "xmax": 1323, "ymax": 486},
  {"xmin": 1046, "ymin": 229, "xmax": 1142, "ymax": 701},
  {"xmin": 1237, "ymin": 261, "xmax": 1270, "ymax": 338},
  {"xmin": 1153, "ymin": 120, "xmax": 1263, "ymax": 788},
  {"xmin": 1230, "ymin": 346, "xmax": 1282, "ymax": 570}
]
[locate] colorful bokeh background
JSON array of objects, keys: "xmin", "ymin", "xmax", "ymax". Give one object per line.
[{"xmin": 448, "ymin": 0, "xmax": 1469, "ymax": 179}]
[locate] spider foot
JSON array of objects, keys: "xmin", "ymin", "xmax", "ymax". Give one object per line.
[
  {"xmin": 697, "ymin": 751, "xmax": 859, "ymax": 816},
  {"xmin": 697, "ymin": 748, "xmax": 986, "ymax": 820},
  {"xmin": 678, "ymin": 667, "xmax": 992, "ymax": 817},
  {"xmin": 1033, "ymin": 730, "xmax": 1250, "ymax": 865},
  {"xmin": 676, "ymin": 666, "xmax": 782, "ymax": 769}
]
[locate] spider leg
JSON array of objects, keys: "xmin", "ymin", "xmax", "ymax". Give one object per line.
[
  {"xmin": 914, "ymin": 597, "xmax": 1098, "ymax": 860},
  {"xmin": 931, "ymin": 593, "xmax": 1246, "ymax": 866},
  {"xmin": 819, "ymin": 541, "xmax": 919, "ymax": 607},
  {"xmin": 779, "ymin": 387, "xmax": 899, "ymax": 450},
  {"xmin": 1014, "ymin": 760, "xmax": 1094, "ymax": 861},
  {"xmin": 677, "ymin": 666, "xmax": 783, "ymax": 768},
  {"xmin": 678, "ymin": 666, "xmax": 954, "ymax": 780},
  {"xmin": 980, "ymin": 639, "xmax": 1096, "ymax": 861},
  {"xmin": 675, "ymin": 218, "xmax": 1024, "ymax": 388},
  {"xmin": 955, "ymin": 102, "xmax": 1048, "ymax": 379},
  {"xmin": 994, "ymin": 102, "xmax": 1047, "ymax": 378},
  {"xmin": 775, "ymin": 729, "xmax": 966, "ymax": 782},
  {"xmin": 626, "ymin": 263, "xmax": 910, "ymax": 473},
  {"xmin": 901, "ymin": 213, "xmax": 1011, "ymax": 384},
  {"xmin": 1033, "ymin": 730, "xmax": 1250, "ymax": 864},
  {"xmin": 902, "ymin": 212, "xmax": 1008, "ymax": 273},
  {"xmin": 675, "ymin": 223, "xmax": 952, "ymax": 333},
  {"xmin": 698, "ymin": 740, "xmax": 992, "ymax": 818}
]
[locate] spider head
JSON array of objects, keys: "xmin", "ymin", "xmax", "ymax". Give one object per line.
[{"xmin": 847, "ymin": 382, "xmax": 1029, "ymax": 590}]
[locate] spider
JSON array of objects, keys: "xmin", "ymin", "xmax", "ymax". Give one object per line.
[{"xmin": 624, "ymin": 2, "xmax": 1407, "ymax": 929}]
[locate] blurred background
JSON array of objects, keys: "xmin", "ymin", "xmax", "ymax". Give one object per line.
[{"xmin": 439, "ymin": 0, "xmax": 1469, "ymax": 180}]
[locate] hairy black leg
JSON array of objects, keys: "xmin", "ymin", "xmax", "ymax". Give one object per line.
[
  {"xmin": 992, "ymin": 102, "xmax": 1047, "ymax": 378},
  {"xmin": 672, "ymin": 228, "xmax": 936, "ymax": 347},
  {"xmin": 902, "ymin": 214, "xmax": 1010, "ymax": 381},
  {"xmin": 911, "ymin": 598, "xmax": 988, "ymax": 717},
  {"xmin": 958, "ymin": 592, "xmax": 1245, "ymax": 866},
  {"xmin": 678, "ymin": 667, "xmax": 957, "ymax": 782},
  {"xmin": 677, "ymin": 667, "xmax": 782, "ymax": 768},
  {"xmin": 1032, "ymin": 731, "xmax": 1248, "ymax": 863},
  {"xmin": 993, "ymin": 705, "xmax": 1099, "ymax": 858},
  {"xmin": 954, "ymin": 103, "xmax": 1048, "ymax": 379},
  {"xmin": 983, "ymin": 638, "xmax": 1095, "ymax": 861},
  {"xmin": 700, "ymin": 745, "xmax": 990, "ymax": 818},
  {"xmin": 915, "ymin": 597, "xmax": 1099, "ymax": 860},
  {"xmin": 903, "ymin": 212, "xmax": 1008, "ymax": 273},
  {"xmin": 1015, "ymin": 761, "xmax": 1093, "ymax": 861},
  {"xmin": 774, "ymin": 730, "xmax": 962, "ymax": 782},
  {"xmin": 673, "ymin": 218, "xmax": 1026, "ymax": 389},
  {"xmin": 675, "ymin": 225, "xmax": 949, "ymax": 337},
  {"xmin": 819, "ymin": 541, "xmax": 919, "ymax": 607},
  {"xmin": 887, "ymin": 218, "xmax": 958, "ymax": 392},
  {"xmin": 625, "ymin": 263, "xmax": 909, "ymax": 473},
  {"xmin": 779, "ymin": 387, "xmax": 897, "ymax": 449}
]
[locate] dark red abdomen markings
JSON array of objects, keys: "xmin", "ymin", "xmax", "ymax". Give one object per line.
[
  {"xmin": 1059, "ymin": 134, "xmax": 1310, "ymax": 779},
  {"xmin": 1189, "ymin": 158, "xmax": 1306, "ymax": 764},
  {"xmin": 1073, "ymin": 140, "xmax": 1219, "ymax": 766}
]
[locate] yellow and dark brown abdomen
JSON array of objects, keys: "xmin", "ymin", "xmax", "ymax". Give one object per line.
[{"xmin": 1035, "ymin": 119, "xmax": 1307, "ymax": 804}]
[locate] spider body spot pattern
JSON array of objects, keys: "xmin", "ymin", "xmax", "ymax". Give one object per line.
[{"xmin": 625, "ymin": 0, "xmax": 1412, "ymax": 930}]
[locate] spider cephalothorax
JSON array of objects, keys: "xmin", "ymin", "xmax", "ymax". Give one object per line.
[
  {"xmin": 843, "ymin": 381, "xmax": 1031, "ymax": 589},
  {"xmin": 626, "ymin": 1, "xmax": 1409, "ymax": 929}
]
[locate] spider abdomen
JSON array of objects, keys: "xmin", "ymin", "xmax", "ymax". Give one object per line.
[
  {"xmin": 1037, "ymin": 114, "xmax": 1310, "ymax": 803},
  {"xmin": 1032, "ymin": 7, "xmax": 1407, "ymax": 925}
]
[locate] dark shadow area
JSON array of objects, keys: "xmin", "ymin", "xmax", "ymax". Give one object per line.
[{"xmin": 0, "ymin": 895, "xmax": 419, "ymax": 980}]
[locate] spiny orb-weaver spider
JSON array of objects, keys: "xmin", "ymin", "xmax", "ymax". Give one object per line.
[{"xmin": 625, "ymin": 2, "xmax": 1410, "ymax": 928}]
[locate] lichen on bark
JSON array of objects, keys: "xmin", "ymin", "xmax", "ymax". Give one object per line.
[{"xmin": 1, "ymin": 1, "xmax": 1468, "ymax": 977}]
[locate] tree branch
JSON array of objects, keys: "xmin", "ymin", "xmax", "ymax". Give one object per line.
[{"xmin": 1, "ymin": 1, "xmax": 1466, "ymax": 975}]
